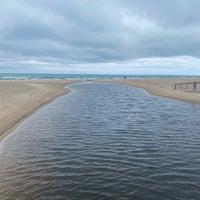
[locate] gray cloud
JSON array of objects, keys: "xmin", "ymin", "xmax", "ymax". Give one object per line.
[{"xmin": 0, "ymin": 0, "xmax": 200, "ymax": 74}]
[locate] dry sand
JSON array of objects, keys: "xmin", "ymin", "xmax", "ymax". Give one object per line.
[
  {"xmin": 0, "ymin": 80, "xmax": 79, "ymax": 141},
  {"xmin": 97, "ymin": 78, "xmax": 200, "ymax": 104}
]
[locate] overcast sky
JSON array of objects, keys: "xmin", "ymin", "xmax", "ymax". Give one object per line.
[{"xmin": 0, "ymin": 0, "xmax": 200, "ymax": 74}]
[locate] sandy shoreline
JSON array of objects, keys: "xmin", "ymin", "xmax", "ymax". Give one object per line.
[
  {"xmin": 96, "ymin": 78, "xmax": 200, "ymax": 104},
  {"xmin": 1, "ymin": 78, "xmax": 200, "ymax": 142},
  {"xmin": 0, "ymin": 80, "xmax": 79, "ymax": 142}
]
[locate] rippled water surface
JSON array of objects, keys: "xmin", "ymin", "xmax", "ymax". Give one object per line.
[{"xmin": 0, "ymin": 82, "xmax": 200, "ymax": 200}]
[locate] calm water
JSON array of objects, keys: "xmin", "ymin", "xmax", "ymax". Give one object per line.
[{"xmin": 0, "ymin": 82, "xmax": 200, "ymax": 200}]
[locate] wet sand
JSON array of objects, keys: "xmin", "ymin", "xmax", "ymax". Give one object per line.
[
  {"xmin": 97, "ymin": 78, "xmax": 200, "ymax": 104},
  {"xmin": 0, "ymin": 80, "xmax": 79, "ymax": 141}
]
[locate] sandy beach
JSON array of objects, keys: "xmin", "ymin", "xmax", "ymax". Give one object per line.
[
  {"xmin": 0, "ymin": 80, "xmax": 79, "ymax": 141},
  {"xmin": 1, "ymin": 78, "xmax": 200, "ymax": 142},
  {"xmin": 97, "ymin": 78, "xmax": 200, "ymax": 104}
]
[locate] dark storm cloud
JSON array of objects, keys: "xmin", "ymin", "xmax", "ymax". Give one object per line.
[{"xmin": 0, "ymin": 0, "xmax": 200, "ymax": 74}]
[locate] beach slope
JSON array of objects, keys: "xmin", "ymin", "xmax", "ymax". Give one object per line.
[{"xmin": 0, "ymin": 80, "xmax": 78, "ymax": 141}]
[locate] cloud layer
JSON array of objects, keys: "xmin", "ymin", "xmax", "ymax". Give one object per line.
[{"xmin": 0, "ymin": 0, "xmax": 200, "ymax": 74}]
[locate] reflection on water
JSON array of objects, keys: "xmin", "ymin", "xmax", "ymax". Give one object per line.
[{"xmin": 0, "ymin": 82, "xmax": 200, "ymax": 200}]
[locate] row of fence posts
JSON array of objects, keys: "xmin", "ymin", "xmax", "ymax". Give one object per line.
[{"xmin": 174, "ymin": 82, "xmax": 199, "ymax": 92}]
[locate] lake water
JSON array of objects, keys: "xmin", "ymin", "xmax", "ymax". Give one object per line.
[
  {"xmin": 0, "ymin": 82, "xmax": 200, "ymax": 200},
  {"xmin": 0, "ymin": 73, "xmax": 197, "ymax": 80}
]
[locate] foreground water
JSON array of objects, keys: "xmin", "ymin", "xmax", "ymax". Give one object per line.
[{"xmin": 0, "ymin": 83, "xmax": 200, "ymax": 200}]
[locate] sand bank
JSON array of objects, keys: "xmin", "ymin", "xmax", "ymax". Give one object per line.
[
  {"xmin": 0, "ymin": 80, "xmax": 79, "ymax": 141},
  {"xmin": 97, "ymin": 78, "xmax": 200, "ymax": 104}
]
